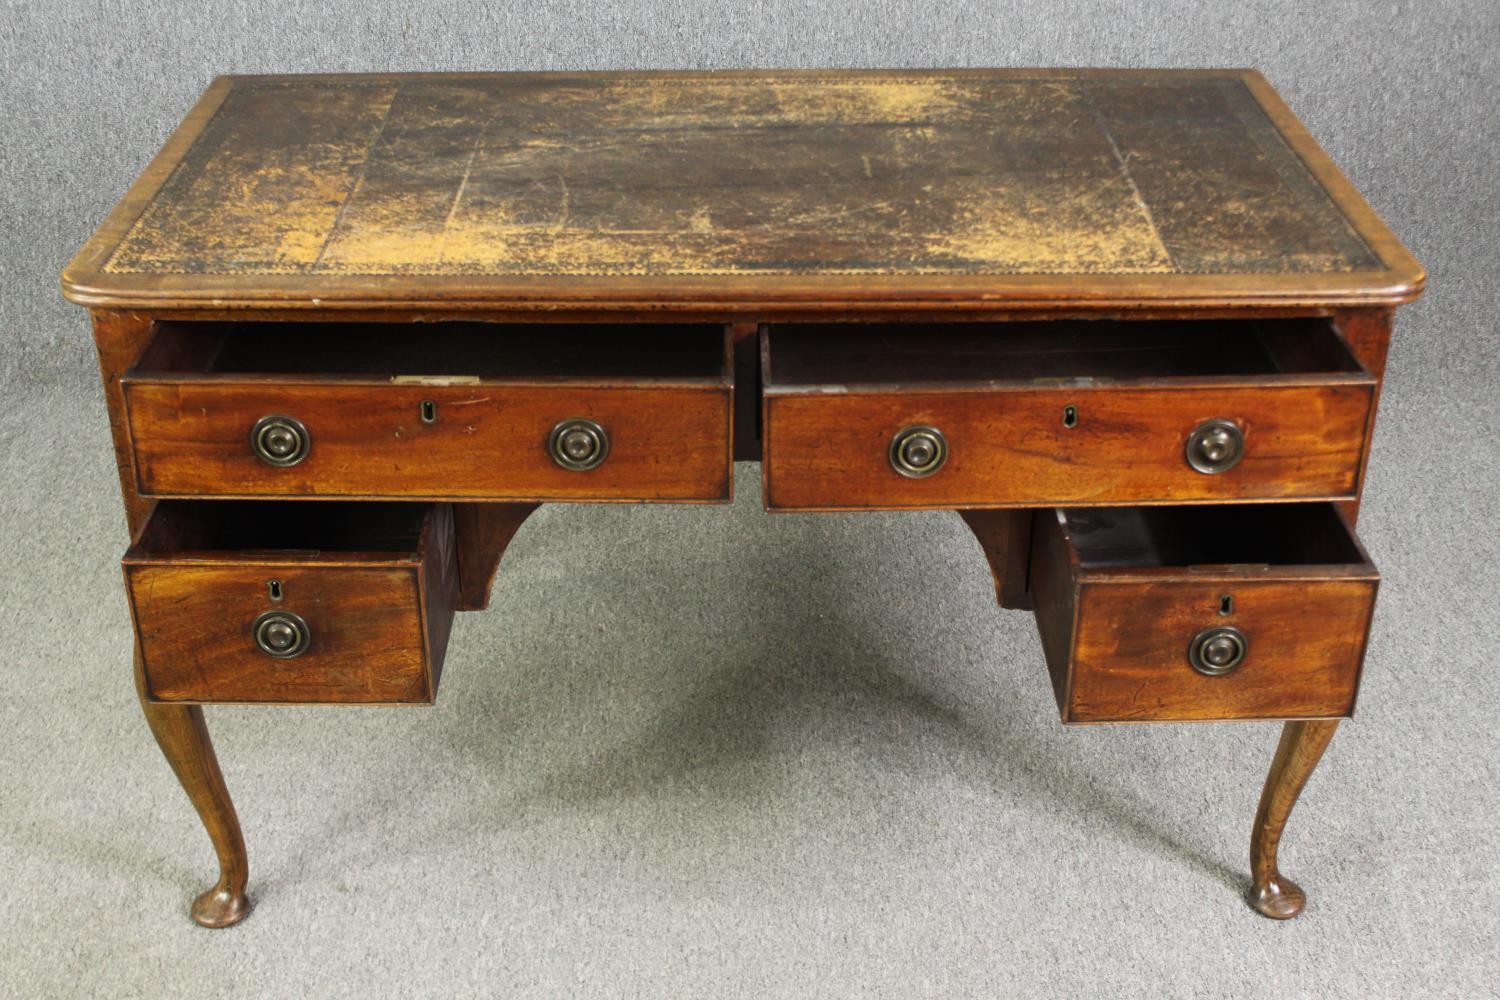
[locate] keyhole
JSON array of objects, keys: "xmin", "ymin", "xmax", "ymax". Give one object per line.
[
  {"xmin": 268, "ymin": 579, "xmax": 283, "ymax": 602},
  {"xmin": 420, "ymin": 400, "xmax": 437, "ymax": 424},
  {"xmin": 1062, "ymin": 405, "xmax": 1078, "ymax": 428},
  {"xmin": 1219, "ymin": 594, "xmax": 1234, "ymax": 616}
]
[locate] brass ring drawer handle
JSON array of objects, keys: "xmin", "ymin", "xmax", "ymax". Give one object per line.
[
  {"xmin": 254, "ymin": 611, "xmax": 310, "ymax": 659},
  {"xmin": 251, "ymin": 414, "xmax": 310, "ymax": 467},
  {"xmin": 1185, "ymin": 419, "xmax": 1244, "ymax": 474},
  {"xmin": 889, "ymin": 425, "xmax": 948, "ymax": 478},
  {"xmin": 1189, "ymin": 626, "xmax": 1247, "ymax": 676},
  {"xmin": 549, "ymin": 418, "xmax": 610, "ymax": 471}
]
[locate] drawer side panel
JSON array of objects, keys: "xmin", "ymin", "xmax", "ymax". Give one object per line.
[{"xmin": 1027, "ymin": 509, "xmax": 1080, "ymax": 717}]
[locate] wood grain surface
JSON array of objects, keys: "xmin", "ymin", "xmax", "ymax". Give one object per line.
[
  {"xmin": 123, "ymin": 319, "xmax": 734, "ymax": 501},
  {"xmin": 1030, "ymin": 505, "xmax": 1378, "ymax": 723},
  {"xmin": 762, "ymin": 317, "xmax": 1374, "ymax": 510},
  {"xmin": 125, "ymin": 381, "xmax": 733, "ymax": 501},
  {"xmin": 764, "ymin": 384, "xmax": 1372, "ymax": 509},
  {"xmin": 453, "ymin": 502, "xmax": 540, "ymax": 610},
  {"xmin": 1248, "ymin": 719, "xmax": 1342, "ymax": 918},
  {"xmin": 125, "ymin": 503, "xmax": 457, "ymax": 704}
]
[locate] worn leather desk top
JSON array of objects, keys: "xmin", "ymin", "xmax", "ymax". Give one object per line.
[{"xmin": 62, "ymin": 69, "xmax": 1423, "ymax": 312}]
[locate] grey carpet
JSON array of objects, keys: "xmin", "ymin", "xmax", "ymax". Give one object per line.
[{"xmin": 1, "ymin": 1, "xmax": 1497, "ymax": 997}]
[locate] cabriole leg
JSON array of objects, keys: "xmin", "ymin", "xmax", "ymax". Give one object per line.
[
  {"xmin": 1249, "ymin": 719, "xmax": 1339, "ymax": 919},
  {"xmin": 136, "ymin": 656, "xmax": 251, "ymax": 928}
]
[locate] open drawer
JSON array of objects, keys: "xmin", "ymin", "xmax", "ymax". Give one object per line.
[
  {"xmin": 124, "ymin": 501, "xmax": 458, "ymax": 704},
  {"xmin": 1030, "ymin": 503, "xmax": 1379, "ymax": 723},
  {"xmin": 761, "ymin": 319, "xmax": 1375, "ymax": 510},
  {"xmin": 123, "ymin": 322, "xmax": 733, "ymax": 502}
]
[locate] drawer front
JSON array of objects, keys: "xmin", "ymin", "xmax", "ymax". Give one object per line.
[
  {"xmin": 763, "ymin": 383, "xmax": 1372, "ymax": 510},
  {"xmin": 1061, "ymin": 579, "xmax": 1376, "ymax": 722},
  {"xmin": 1029, "ymin": 505, "xmax": 1378, "ymax": 723},
  {"xmin": 126, "ymin": 505, "xmax": 458, "ymax": 705},
  {"xmin": 124, "ymin": 382, "xmax": 731, "ymax": 501}
]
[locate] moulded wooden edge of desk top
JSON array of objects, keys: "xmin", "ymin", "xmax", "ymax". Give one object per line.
[{"xmin": 61, "ymin": 68, "xmax": 1425, "ymax": 314}]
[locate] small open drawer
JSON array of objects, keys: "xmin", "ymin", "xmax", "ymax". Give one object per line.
[
  {"xmin": 1030, "ymin": 503, "xmax": 1378, "ymax": 723},
  {"xmin": 124, "ymin": 502, "xmax": 458, "ymax": 704},
  {"xmin": 761, "ymin": 319, "xmax": 1375, "ymax": 510},
  {"xmin": 123, "ymin": 322, "xmax": 733, "ymax": 502}
]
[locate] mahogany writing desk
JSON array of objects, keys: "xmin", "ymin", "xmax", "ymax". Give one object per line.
[{"xmin": 62, "ymin": 70, "xmax": 1424, "ymax": 928}]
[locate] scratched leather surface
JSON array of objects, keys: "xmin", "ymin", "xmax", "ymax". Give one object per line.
[{"xmin": 104, "ymin": 73, "xmax": 1381, "ymax": 277}]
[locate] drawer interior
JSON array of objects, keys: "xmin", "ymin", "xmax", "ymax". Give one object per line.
[
  {"xmin": 131, "ymin": 500, "xmax": 431, "ymax": 557},
  {"xmin": 1056, "ymin": 503, "xmax": 1369, "ymax": 570},
  {"xmin": 133, "ymin": 322, "xmax": 729, "ymax": 383},
  {"xmin": 766, "ymin": 318, "xmax": 1364, "ymax": 387}
]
